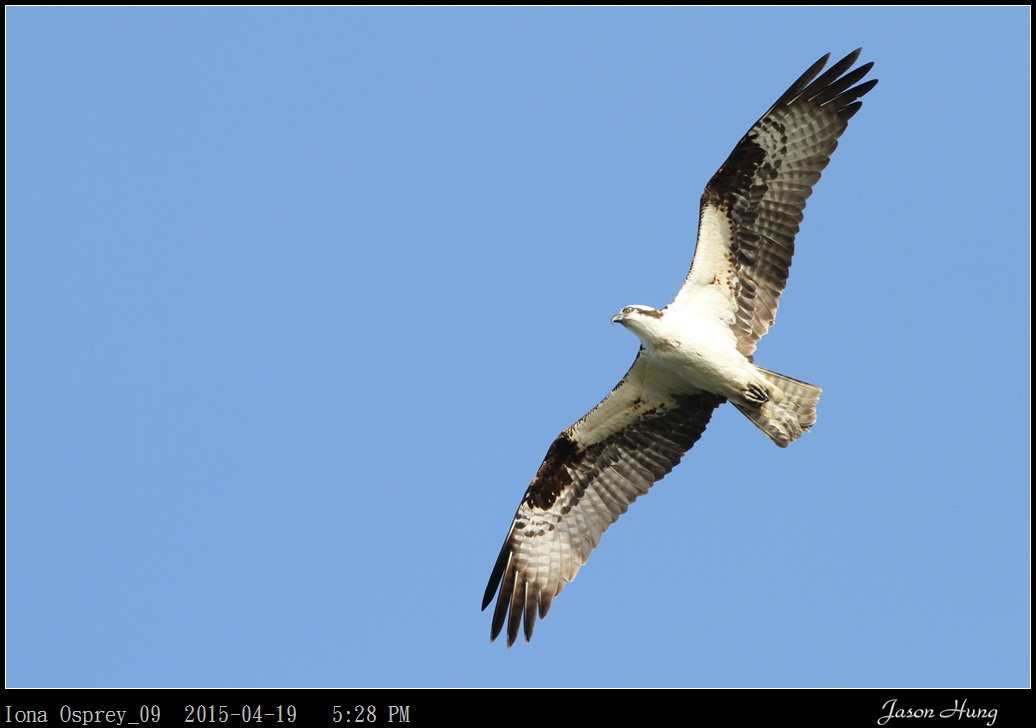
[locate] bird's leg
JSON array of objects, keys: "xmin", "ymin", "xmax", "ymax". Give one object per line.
[{"xmin": 743, "ymin": 382, "xmax": 770, "ymax": 407}]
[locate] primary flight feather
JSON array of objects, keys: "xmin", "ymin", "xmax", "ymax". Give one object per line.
[{"xmin": 483, "ymin": 50, "xmax": 877, "ymax": 646}]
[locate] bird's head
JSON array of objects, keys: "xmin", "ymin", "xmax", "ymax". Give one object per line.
[{"xmin": 611, "ymin": 304, "xmax": 665, "ymax": 334}]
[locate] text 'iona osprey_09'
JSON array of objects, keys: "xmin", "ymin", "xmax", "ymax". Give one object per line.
[{"xmin": 483, "ymin": 50, "xmax": 877, "ymax": 646}]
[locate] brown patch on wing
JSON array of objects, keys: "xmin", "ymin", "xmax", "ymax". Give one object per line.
[
  {"xmin": 702, "ymin": 131, "xmax": 768, "ymax": 209},
  {"xmin": 522, "ymin": 435, "xmax": 577, "ymax": 510}
]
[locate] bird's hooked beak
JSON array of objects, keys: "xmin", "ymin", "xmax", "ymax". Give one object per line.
[{"xmin": 611, "ymin": 311, "xmax": 625, "ymax": 325}]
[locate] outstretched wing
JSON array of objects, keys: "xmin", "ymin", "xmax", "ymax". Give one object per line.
[
  {"xmin": 672, "ymin": 49, "xmax": 877, "ymax": 357},
  {"xmin": 482, "ymin": 355, "xmax": 724, "ymax": 646}
]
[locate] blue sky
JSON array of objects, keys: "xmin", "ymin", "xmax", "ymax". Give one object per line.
[{"xmin": 7, "ymin": 7, "xmax": 1029, "ymax": 688}]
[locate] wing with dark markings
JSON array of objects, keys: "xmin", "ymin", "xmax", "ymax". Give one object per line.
[
  {"xmin": 673, "ymin": 49, "xmax": 877, "ymax": 357},
  {"xmin": 482, "ymin": 355, "xmax": 724, "ymax": 646}
]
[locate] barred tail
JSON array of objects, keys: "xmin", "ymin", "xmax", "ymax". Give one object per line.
[{"xmin": 733, "ymin": 366, "xmax": 822, "ymax": 448}]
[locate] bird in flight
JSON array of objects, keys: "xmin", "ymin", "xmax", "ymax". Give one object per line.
[{"xmin": 483, "ymin": 50, "xmax": 876, "ymax": 646}]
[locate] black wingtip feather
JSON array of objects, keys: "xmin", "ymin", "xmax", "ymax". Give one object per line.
[
  {"xmin": 776, "ymin": 49, "xmax": 876, "ymax": 113},
  {"xmin": 775, "ymin": 52, "xmax": 831, "ymax": 106},
  {"xmin": 800, "ymin": 50, "xmax": 863, "ymax": 104},
  {"xmin": 814, "ymin": 62, "xmax": 873, "ymax": 105},
  {"xmin": 489, "ymin": 560, "xmax": 515, "ymax": 642},
  {"xmin": 523, "ymin": 594, "xmax": 536, "ymax": 643},
  {"xmin": 506, "ymin": 579, "xmax": 524, "ymax": 646},
  {"xmin": 482, "ymin": 541, "xmax": 509, "ymax": 611}
]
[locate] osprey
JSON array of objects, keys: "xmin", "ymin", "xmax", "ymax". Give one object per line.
[{"xmin": 483, "ymin": 50, "xmax": 876, "ymax": 646}]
